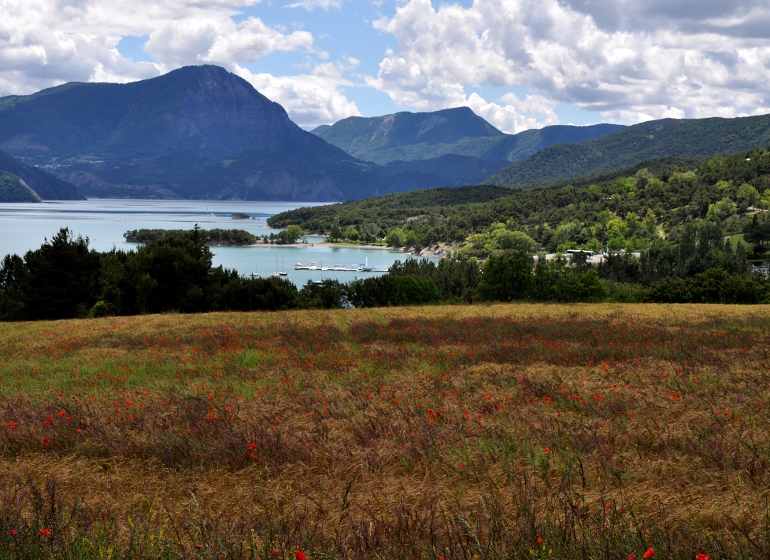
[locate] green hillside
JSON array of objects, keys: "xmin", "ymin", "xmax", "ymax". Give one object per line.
[
  {"xmin": 0, "ymin": 171, "xmax": 41, "ymax": 202},
  {"xmin": 314, "ymin": 108, "xmax": 624, "ymax": 165},
  {"xmin": 0, "ymin": 150, "xmax": 82, "ymax": 200},
  {"xmin": 270, "ymin": 147, "xmax": 770, "ymax": 264},
  {"xmin": 487, "ymin": 114, "xmax": 770, "ymax": 187},
  {"xmin": 312, "ymin": 107, "xmax": 502, "ymax": 164}
]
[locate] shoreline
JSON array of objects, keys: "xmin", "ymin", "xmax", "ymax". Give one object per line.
[
  {"xmin": 122, "ymin": 240, "xmax": 406, "ymax": 250},
  {"xmin": 243, "ymin": 241, "xmax": 404, "ymax": 251}
]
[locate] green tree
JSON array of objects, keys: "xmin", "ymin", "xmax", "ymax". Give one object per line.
[
  {"xmin": 494, "ymin": 229, "xmax": 537, "ymax": 252},
  {"xmin": 386, "ymin": 227, "xmax": 407, "ymax": 247},
  {"xmin": 344, "ymin": 225, "xmax": 360, "ymax": 242},
  {"xmin": 476, "ymin": 250, "xmax": 533, "ymax": 302},
  {"xmin": 360, "ymin": 223, "xmax": 381, "ymax": 243},
  {"xmin": 329, "ymin": 218, "xmax": 342, "ymax": 242},
  {"xmin": 125, "ymin": 230, "xmax": 214, "ymax": 313},
  {"xmin": 737, "ymin": 183, "xmax": 759, "ymax": 210},
  {"xmin": 277, "ymin": 225, "xmax": 304, "ymax": 244},
  {"xmin": 21, "ymin": 228, "xmax": 102, "ymax": 319},
  {"xmin": 0, "ymin": 254, "xmax": 27, "ymax": 320},
  {"xmin": 391, "ymin": 275, "xmax": 442, "ymax": 305}
]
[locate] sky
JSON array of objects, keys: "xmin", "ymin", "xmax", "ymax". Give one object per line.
[{"xmin": 1, "ymin": 0, "xmax": 769, "ymax": 133}]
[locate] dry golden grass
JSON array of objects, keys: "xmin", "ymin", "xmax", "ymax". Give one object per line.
[{"xmin": 0, "ymin": 303, "xmax": 769, "ymax": 559}]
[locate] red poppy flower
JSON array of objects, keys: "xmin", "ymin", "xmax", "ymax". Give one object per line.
[
  {"xmin": 643, "ymin": 548, "xmax": 654, "ymax": 558},
  {"xmin": 695, "ymin": 554, "xmax": 709, "ymax": 560},
  {"xmin": 39, "ymin": 528, "xmax": 51, "ymax": 537},
  {"xmin": 296, "ymin": 551, "xmax": 307, "ymax": 560}
]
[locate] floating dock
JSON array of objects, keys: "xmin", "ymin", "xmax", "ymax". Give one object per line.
[{"xmin": 294, "ymin": 262, "xmax": 387, "ymax": 273}]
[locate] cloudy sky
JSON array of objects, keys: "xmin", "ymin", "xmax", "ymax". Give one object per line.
[{"xmin": 1, "ymin": 0, "xmax": 769, "ymax": 132}]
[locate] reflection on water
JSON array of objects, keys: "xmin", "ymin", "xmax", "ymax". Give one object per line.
[{"xmin": 0, "ymin": 199, "xmax": 423, "ymax": 287}]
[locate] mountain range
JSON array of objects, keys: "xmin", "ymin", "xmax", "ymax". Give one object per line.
[
  {"xmin": 487, "ymin": 114, "xmax": 770, "ymax": 187},
  {"xmin": 0, "ymin": 66, "xmax": 621, "ymax": 201},
  {"xmin": 312, "ymin": 108, "xmax": 623, "ymax": 165},
  {"xmin": 0, "ymin": 65, "xmax": 769, "ymax": 202}
]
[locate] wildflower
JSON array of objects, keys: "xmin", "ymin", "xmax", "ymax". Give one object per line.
[
  {"xmin": 9, "ymin": 529, "xmax": 16, "ymax": 535},
  {"xmin": 643, "ymin": 548, "xmax": 654, "ymax": 558},
  {"xmin": 39, "ymin": 528, "xmax": 51, "ymax": 536},
  {"xmin": 543, "ymin": 448, "xmax": 550, "ymax": 453},
  {"xmin": 537, "ymin": 537, "xmax": 543, "ymax": 545},
  {"xmin": 44, "ymin": 415, "xmax": 52, "ymax": 425},
  {"xmin": 627, "ymin": 556, "xmax": 635, "ymax": 560},
  {"xmin": 695, "ymin": 554, "xmax": 709, "ymax": 560},
  {"xmin": 296, "ymin": 551, "xmax": 307, "ymax": 560},
  {"xmin": 605, "ymin": 503, "xmax": 612, "ymax": 509}
]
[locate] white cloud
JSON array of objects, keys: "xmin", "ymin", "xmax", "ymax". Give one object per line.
[
  {"xmin": 0, "ymin": 0, "xmax": 360, "ymax": 129},
  {"xmin": 235, "ymin": 59, "xmax": 361, "ymax": 129},
  {"xmin": 369, "ymin": 0, "xmax": 770, "ymax": 128},
  {"xmin": 144, "ymin": 17, "xmax": 314, "ymax": 67},
  {"xmin": 3, "ymin": 0, "xmax": 770, "ymax": 134},
  {"xmin": 285, "ymin": 0, "xmax": 343, "ymax": 10}
]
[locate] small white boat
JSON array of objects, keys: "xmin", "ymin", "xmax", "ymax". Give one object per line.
[{"xmin": 273, "ymin": 257, "xmax": 287, "ymax": 276}]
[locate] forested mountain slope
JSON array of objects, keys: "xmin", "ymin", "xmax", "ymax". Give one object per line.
[{"xmin": 487, "ymin": 114, "xmax": 770, "ymax": 187}]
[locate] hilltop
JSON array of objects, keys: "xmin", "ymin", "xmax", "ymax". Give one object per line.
[{"xmin": 313, "ymin": 107, "xmax": 623, "ymax": 165}]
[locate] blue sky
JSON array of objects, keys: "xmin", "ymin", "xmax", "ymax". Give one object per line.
[{"xmin": 1, "ymin": 0, "xmax": 769, "ymax": 132}]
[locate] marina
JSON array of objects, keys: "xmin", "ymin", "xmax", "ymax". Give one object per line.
[
  {"xmin": 0, "ymin": 200, "xmax": 430, "ymax": 288},
  {"xmin": 293, "ymin": 257, "xmax": 387, "ymax": 273}
]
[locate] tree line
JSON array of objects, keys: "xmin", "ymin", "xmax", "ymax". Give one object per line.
[
  {"xmin": 124, "ymin": 226, "xmax": 306, "ymax": 246},
  {"xmin": 1, "ymin": 226, "xmax": 768, "ymax": 322},
  {"xmin": 269, "ymin": 147, "xmax": 770, "ymax": 263}
]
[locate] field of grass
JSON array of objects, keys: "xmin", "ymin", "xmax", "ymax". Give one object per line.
[{"xmin": 1, "ymin": 304, "xmax": 769, "ymax": 559}]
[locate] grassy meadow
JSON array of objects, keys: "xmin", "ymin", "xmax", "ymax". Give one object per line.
[{"xmin": 0, "ymin": 304, "xmax": 769, "ymax": 559}]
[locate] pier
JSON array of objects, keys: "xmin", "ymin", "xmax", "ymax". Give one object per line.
[{"xmin": 294, "ymin": 262, "xmax": 388, "ymax": 273}]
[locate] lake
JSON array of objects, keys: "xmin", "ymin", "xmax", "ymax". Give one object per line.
[{"xmin": 0, "ymin": 199, "xmax": 422, "ymax": 287}]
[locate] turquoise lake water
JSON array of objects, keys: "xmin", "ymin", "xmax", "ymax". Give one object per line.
[{"xmin": 0, "ymin": 200, "xmax": 422, "ymax": 287}]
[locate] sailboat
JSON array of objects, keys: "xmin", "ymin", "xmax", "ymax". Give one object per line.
[{"xmin": 272, "ymin": 256, "xmax": 288, "ymax": 277}]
